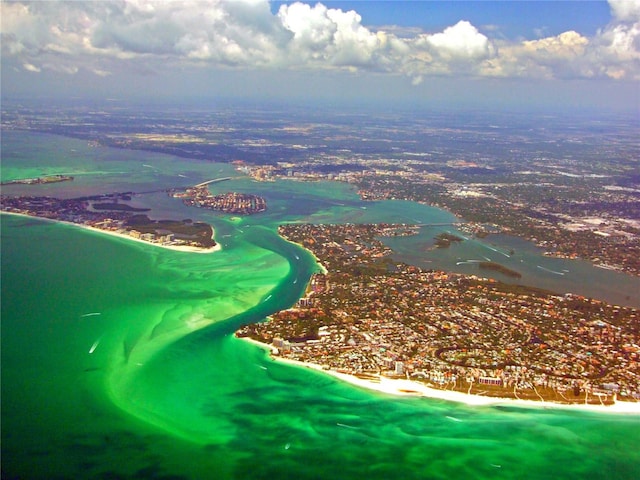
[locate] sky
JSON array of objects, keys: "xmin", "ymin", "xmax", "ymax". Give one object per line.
[{"xmin": 1, "ymin": 0, "xmax": 639, "ymax": 111}]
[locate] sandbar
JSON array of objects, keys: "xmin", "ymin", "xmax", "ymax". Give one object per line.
[
  {"xmin": 240, "ymin": 337, "xmax": 640, "ymax": 414},
  {"xmin": 0, "ymin": 211, "xmax": 221, "ymax": 254}
]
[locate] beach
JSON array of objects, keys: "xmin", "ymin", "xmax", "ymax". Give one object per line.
[
  {"xmin": 240, "ymin": 337, "xmax": 640, "ymax": 414},
  {"xmin": 0, "ymin": 211, "xmax": 221, "ymax": 254}
]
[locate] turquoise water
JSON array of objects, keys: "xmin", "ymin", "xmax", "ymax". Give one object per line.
[{"xmin": 2, "ymin": 131, "xmax": 639, "ymax": 479}]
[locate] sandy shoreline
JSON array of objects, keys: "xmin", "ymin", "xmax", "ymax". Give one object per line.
[
  {"xmin": 240, "ymin": 337, "xmax": 640, "ymax": 414},
  {"xmin": 1, "ymin": 211, "xmax": 221, "ymax": 254}
]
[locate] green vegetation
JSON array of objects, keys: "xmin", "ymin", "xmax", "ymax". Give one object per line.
[
  {"xmin": 0, "ymin": 196, "xmax": 216, "ymax": 249},
  {"xmin": 1, "ymin": 174, "xmax": 74, "ymax": 185},
  {"xmin": 478, "ymin": 261, "xmax": 522, "ymax": 278},
  {"xmin": 433, "ymin": 232, "xmax": 464, "ymax": 248},
  {"xmin": 124, "ymin": 215, "xmax": 215, "ymax": 247},
  {"xmin": 92, "ymin": 203, "xmax": 150, "ymax": 212}
]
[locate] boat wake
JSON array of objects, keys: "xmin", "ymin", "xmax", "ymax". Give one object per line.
[
  {"xmin": 456, "ymin": 260, "xmax": 482, "ymax": 266},
  {"xmin": 89, "ymin": 337, "xmax": 102, "ymax": 354},
  {"xmin": 445, "ymin": 416, "xmax": 463, "ymax": 422},
  {"xmin": 484, "ymin": 244, "xmax": 510, "ymax": 257},
  {"xmin": 537, "ymin": 265, "xmax": 565, "ymax": 276}
]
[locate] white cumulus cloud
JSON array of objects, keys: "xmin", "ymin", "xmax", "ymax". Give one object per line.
[
  {"xmin": 609, "ymin": 0, "xmax": 640, "ymax": 22},
  {"xmin": 1, "ymin": 0, "xmax": 638, "ymax": 83},
  {"xmin": 424, "ymin": 21, "xmax": 493, "ymax": 59}
]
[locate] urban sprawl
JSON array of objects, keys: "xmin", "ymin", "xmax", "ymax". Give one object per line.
[{"xmin": 238, "ymin": 223, "xmax": 640, "ymax": 405}]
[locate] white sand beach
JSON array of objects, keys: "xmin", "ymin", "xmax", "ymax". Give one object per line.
[
  {"xmin": 240, "ymin": 337, "xmax": 640, "ymax": 414},
  {"xmin": 78, "ymin": 223, "xmax": 222, "ymax": 253},
  {"xmin": 1, "ymin": 211, "xmax": 221, "ymax": 254}
]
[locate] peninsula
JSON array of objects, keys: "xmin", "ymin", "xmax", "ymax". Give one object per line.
[{"xmin": 237, "ymin": 223, "xmax": 640, "ymax": 407}]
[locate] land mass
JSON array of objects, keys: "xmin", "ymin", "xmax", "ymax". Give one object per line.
[
  {"xmin": 3, "ymin": 106, "xmax": 638, "ymax": 275},
  {"xmin": 237, "ymin": 223, "xmax": 639, "ymax": 406},
  {"xmin": 433, "ymin": 232, "xmax": 465, "ymax": 248},
  {"xmin": 172, "ymin": 185, "xmax": 267, "ymax": 215},
  {"xmin": 1, "ymin": 174, "xmax": 73, "ymax": 185},
  {"xmin": 478, "ymin": 261, "xmax": 522, "ymax": 278},
  {"xmin": 0, "ymin": 193, "xmax": 217, "ymax": 251}
]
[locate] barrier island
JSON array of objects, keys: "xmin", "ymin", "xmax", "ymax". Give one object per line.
[{"xmin": 0, "ymin": 193, "xmax": 217, "ymax": 251}]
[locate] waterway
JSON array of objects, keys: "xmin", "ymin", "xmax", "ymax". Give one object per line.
[{"xmin": 2, "ymin": 131, "xmax": 639, "ymax": 479}]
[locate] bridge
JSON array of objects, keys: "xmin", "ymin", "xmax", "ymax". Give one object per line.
[
  {"xmin": 193, "ymin": 177, "xmax": 232, "ymax": 188},
  {"xmin": 414, "ymin": 222, "xmax": 465, "ymax": 227}
]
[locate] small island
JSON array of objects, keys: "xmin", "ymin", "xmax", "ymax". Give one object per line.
[
  {"xmin": 433, "ymin": 232, "xmax": 465, "ymax": 248},
  {"xmin": 172, "ymin": 184, "xmax": 266, "ymax": 215},
  {"xmin": 2, "ymin": 174, "xmax": 74, "ymax": 186},
  {"xmin": 478, "ymin": 261, "xmax": 522, "ymax": 278}
]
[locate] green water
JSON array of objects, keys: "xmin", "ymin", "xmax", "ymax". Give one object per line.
[{"xmin": 2, "ymin": 131, "xmax": 639, "ymax": 479}]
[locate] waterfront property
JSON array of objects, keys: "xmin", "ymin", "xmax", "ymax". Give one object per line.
[{"xmin": 238, "ymin": 223, "xmax": 640, "ymax": 405}]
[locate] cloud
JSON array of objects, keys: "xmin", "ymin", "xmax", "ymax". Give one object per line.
[
  {"xmin": 423, "ymin": 21, "xmax": 493, "ymax": 59},
  {"xmin": 593, "ymin": 22, "xmax": 640, "ymax": 79},
  {"xmin": 477, "ymin": 0, "xmax": 640, "ymax": 81},
  {"xmin": 277, "ymin": 2, "xmax": 381, "ymax": 67},
  {"xmin": 609, "ymin": 0, "xmax": 640, "ymax": 22},
  {"xmin": 509, "ymin": 31, "xmax": 586, "ymax": 78},
  {"xmin": 22, "ymin": 62, "xmax": 40, "ymax": 73},
  {"xmin": 1, "ymin": 0, "xmax": 639, "ymax": 84}
]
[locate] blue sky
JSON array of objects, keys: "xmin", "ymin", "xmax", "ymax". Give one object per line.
[
  {"xmin": 274, "ymin": 1, "xmax": 612, "ymax": 38},
  {"xmin": 1, "ymin": 0, "xmax": 638, "ymax": 111}
]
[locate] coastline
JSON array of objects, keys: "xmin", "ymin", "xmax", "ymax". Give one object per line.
[
  {"xmin": 280, "ymin": 234, "xmax": 328, "ymax": 274},
  {"xmin": 0, "ymin": 211, "xmax": 221, "ymax": 254},
  {"xmin": 240, "ymin": 337, "xmax": 640, "ymax": 414}
]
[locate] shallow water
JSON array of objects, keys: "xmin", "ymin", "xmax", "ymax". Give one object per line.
[{"xmin": 2, "ymin": 131, "xmax": 639, "ymax": 479}]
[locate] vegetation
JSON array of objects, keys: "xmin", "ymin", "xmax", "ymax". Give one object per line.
[
  {"xmin": 478, "ymin": 261, "xmax": 522, "ymax": 278},
  {"xmin": 124, "ymin": 215, "xmax": 215, "ymax": 246},
  {"xmin": 433, "ymin": 232, "xmax": 464, "ymax": 248}
]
